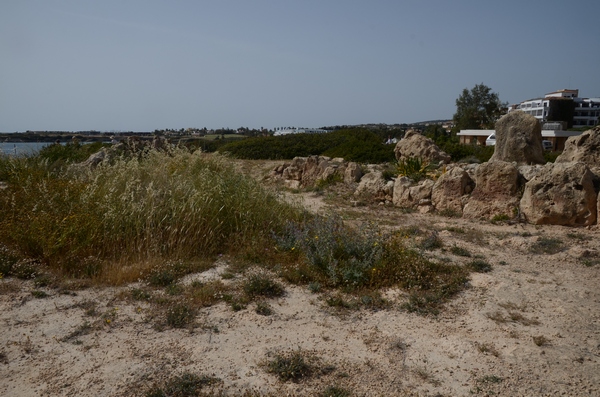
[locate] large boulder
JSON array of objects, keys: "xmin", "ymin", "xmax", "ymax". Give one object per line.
[
  {"xmin": 490, "ymin": 112, "xmax": 545, "ymax": 165},
  {"xmin": 463, "ymin": 161, "xmax": 521, "ymax": 220},
  {"xmin": 555, "ymin": 126, "xmax": 600, "ymax": 166},
  {"xmin": 392, "ymin": 177, "xmax": 435, "ymax": 210},
  {"xmin": 431, "ymin": 166, "xmax": 474, "ymax": 214},
  {"xmin": 520, "ymin": 162, "xmax": 597, "ymax": 226},
  {"xmin": 394, "ymin": 130, "xmax": 451, "ymax": 165}
]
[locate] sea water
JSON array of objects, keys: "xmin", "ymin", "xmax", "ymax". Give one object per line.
[{"xmin": 0, "ymin": 142, "xmax": 56, "ymax": 156}]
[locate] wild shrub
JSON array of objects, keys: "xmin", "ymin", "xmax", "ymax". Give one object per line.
[
  {"xmin": 145, "ymin": 372, "xmax": 220, "ymax": 397},
  {"xmin": 38, "ymin": 141, "xmax": 105, "ymax": 165},
  {"xmin": 266, "ymin": 350, "xmax": 315, "ymax": 382},
  {"xmin": 529, "ymin": 237, "xmax": 564, "ymax": 255},
  {"xmin": 274, "ymin": 216, "xmax": 384, "ymax": 288},
  {"xmin": 467, "ymin": 259, "xmax": 492, "ymax": 273},
  {"xmin": 166, "ymin": 303, "xmax": 196, "ymax": 328},
  {"xmin": 396, "ymin": 157, "xmax": 434, "ymax": 182},
  {"xmin": 218, "ymin": 128, "xmax": 394, "ymax": 163},
  {"xmin": 243, "ymin": 273, "xmax": 285, "ymax": 298}
]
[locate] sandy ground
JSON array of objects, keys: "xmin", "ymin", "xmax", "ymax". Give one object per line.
[{"xmin": 1, "ymin": 184, "xmax": 600, "ymax": 396}]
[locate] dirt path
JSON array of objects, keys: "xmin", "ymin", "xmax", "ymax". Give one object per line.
[{"xmin": 1, "ymin": 189, "xmax": 599, "ymax": 396}]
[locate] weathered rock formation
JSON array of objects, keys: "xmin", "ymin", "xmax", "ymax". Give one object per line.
[
  {"xmin": 394, "ymin": 130, "xmax": 451, "ymax": 165},
  {"xmin": 462, "ymin": 161, "xmax": 522, "ymax": 220},
  {"xmin": 271, "ymin": 156, "xmax": 359, "ymax": 190},
  {"xmin": 355, "ymin": 171, "xmax": 393, "ymax": 203},
  {"xmin": 520, "ymin": 162, "xmax": 597, "ymax": 226},
  {"xmin": 490, "ymin": 112, "xmax": 545, "ymax": 165},
  {"xmin": 270, "ymin": 125, "xmax": 600, "ymax": 226},
  {"xmin": 555, "ymin": 126, "xmax": 600, "ymax": 166},
  {"xmin": 393, "ymin": 177, "xmax": 435, "ymax": 212},
  {"xmin": 431, "ymin": 166, "xmax": 474, "ymax": 214}
]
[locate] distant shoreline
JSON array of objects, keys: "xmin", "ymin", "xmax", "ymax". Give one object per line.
[{"xmin": 0, "ymin": 132, "xmax": 151, "ymax": 143}]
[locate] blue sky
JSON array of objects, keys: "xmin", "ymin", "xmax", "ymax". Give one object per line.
[{"xmin": 1, "ymin": 0, "xmax": 599, "ymax": 132}]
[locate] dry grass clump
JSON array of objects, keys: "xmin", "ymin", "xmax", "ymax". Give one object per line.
[{"xmin": 0, "ymin": 149, "xmax": 301, "ymax": 283}]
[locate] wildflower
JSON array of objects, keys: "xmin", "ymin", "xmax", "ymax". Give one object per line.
[{"xmin": 105, "ymin": 319, "xmax": 111, "ymax": 324}]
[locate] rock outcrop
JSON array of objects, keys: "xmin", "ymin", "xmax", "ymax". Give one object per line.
[
  {"xmin": 354, "ymin": 171, "xmax": 393, "ymax": 203},
  {"xmin": 394, "ymin": 130, "xmax": 451, "ymax": 165},
  {"xmin": 273, "ymin": 156, "xmax": 350, "ymax": 189},
  {"xmin": 431, "ymin": 166, "xmax": 474, "ymax": 215},
  {"xmin": 520, "ymin": 162, "xmax": 597, "ymax": 226},
  {"xmin": 393, "ymin": 177, "xmax": 435, "ymax": 212},
  {"xmin": 555, "ymin": 126, "xmax": 600, "ymax": 166},
  {"xmin": 462, "ymin": 161, "xmax": 521, "ymax": 220},
  {"xmin": 490, "ymin": 112, "xmax": 545, "ymax": 165}
]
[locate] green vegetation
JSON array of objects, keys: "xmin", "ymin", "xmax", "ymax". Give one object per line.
[
  {"xmin": 145, "ymin": 372, "xmax": 220, "ymax": 397},
  {"xmin": 218, "ymin": 128, "xmax": 394, "ymax": 163},
  {"xmin": 0, "ymin": 147, "xmax": 477, "ymax": 318},
  {"xmin": 266, "ymin": 350, "xmax": 316, "ymax": 382},
  {"xmin": 453, "ymin": 83, "xmax": 506, "ymax": 131},
  {"xmin": 396, "ymin": 157, "xmax": 433, "ymax": 182},
  {"xmin": 423, "ymin": 124, "xmax": 494, "ymax": 163},
  {"xmin": 0, "ymin": 148, "xmax": 300, "ymax": 282},
  {"xmin": 529, "ymin": 237, "xmax": 565, "ymax": 255},
  {"xmin": 38, "ymin": 141, "xmax": 107, "ymax": 164},
  {"xmin": 467, "ymin": 259, "xmax": 492, "ymax": 273}
]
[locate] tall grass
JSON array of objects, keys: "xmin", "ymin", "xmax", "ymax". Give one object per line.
[{"xmin": 0, "ymin": 149, "xmax": 301, "ymax": 279}]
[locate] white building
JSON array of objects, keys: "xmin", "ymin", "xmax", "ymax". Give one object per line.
[
  {"xmin": 508, "ymin": 89, "xmax": 600, "ymax": 128},
  {"xmin": 273, "ymin": 127, "xmax": 330, "ymax": 136}
]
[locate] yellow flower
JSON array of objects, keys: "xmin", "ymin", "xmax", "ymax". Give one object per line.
[{"xmin": 106, "ymin": 319, "xmax": 111, "ymax": 324}]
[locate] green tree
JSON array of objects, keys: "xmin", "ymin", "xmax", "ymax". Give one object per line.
[{"xmin": 453, "ymin": 84, "xmax": 507, "ymax": 131}]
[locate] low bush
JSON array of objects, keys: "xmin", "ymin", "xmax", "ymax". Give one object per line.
[
  {"xmin": 529, "ymin": 237, "xmax": 564, "ymax": 255},
  {"xmin": 243, "ymin": 273, "xmax": 285, "ymax": 298},
  {"xmin": 266, "ymin": 350, "xmax": 315, "ymax": 382},
  {"xmin": 218, "ymin": 128, "xmax": 394, "ymax": 163},
  {"xmin": 145, "ymin": 372, "xmax": 220, "ymax": 397}
]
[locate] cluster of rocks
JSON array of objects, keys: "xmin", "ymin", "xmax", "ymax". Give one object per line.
[{"xmin": 272, "ymin": 112, "xmax": 600, "ymax": 227}]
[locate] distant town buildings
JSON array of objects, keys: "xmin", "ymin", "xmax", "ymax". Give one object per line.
[
  {"xmin": 458, "ymin": 88, "xmax": 599, "ymax": 150},
  {"xmin": 273, "ymin": 127, "xmax": 330, "ymax": 136},
  {"xmin": 508, "ymin": 89, "xmax": 600, "ymax": 129}
]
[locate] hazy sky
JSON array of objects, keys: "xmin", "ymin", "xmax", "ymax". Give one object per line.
[{"xmin": 2, "ymin": 1, "xmax": 599, "ymax": 132}]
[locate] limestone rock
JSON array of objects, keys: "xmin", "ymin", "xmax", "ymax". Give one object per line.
[
  {"xmin": 394, "ymin": 130, "xmax": 451, "ymax": 165},
  {"xmin": 344, "ymin": 162, "xmax": 363, "ymax": 184},
  {"xmin": 354, "ymin": 171, "xmax": 388, "ymax": 201},
  {"xmin": 490, "ymin": 112, "xmax": 545, "ymax": 165},
  {"xmin": 555, "ymin": 126, "xmax": 600, "ymax": 166},
  {"xmin": 518, "ymin": 164, "xmax": 545, "ymax": 182},
  {"xmin": 431, "ymin": 166, "xmax": 474, "ymax": 214},
  {"xmin": 520, "ymin": 162, "xmax": 597, "ymax": 226},
  {"xmin": 392, "ymin": 177, "xmax": 434, "ymax": 208},
  {"xmin": 463, "ymin": 161, "xmax": 521, "ymax": 220}
]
